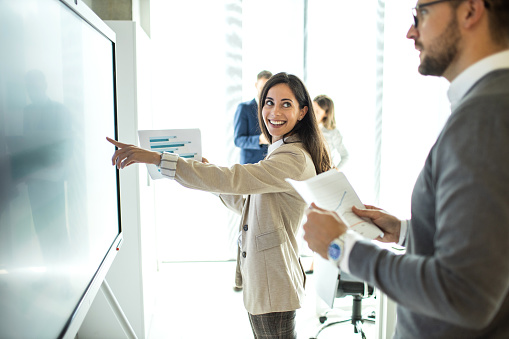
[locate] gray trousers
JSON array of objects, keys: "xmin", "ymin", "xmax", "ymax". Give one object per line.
[{"xmin": 248, "ymin": 311, "xmax": 297, "ymax": 339}]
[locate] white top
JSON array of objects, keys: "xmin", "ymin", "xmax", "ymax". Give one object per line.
[
  {"xmin": 267, "ymin": 138, "xmax": 284, "ymax": 156},
  {"xmin": 320, "ymin": 125, "xmax": 349, "ymax": 170}
]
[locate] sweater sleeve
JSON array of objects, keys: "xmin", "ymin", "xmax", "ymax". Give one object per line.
[
  {"xmin": 165, "ymin": 143, "xmax": 313, "ymax": 196},
  {"xmin": 347, "ymin": 97, "xmax": 509, "ymax": 330}
]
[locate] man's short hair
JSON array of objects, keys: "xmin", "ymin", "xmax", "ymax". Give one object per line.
[
  {"xmin": 257, "ymin": 70, "xmax": 272, "ymax": 81},
  {"xmin": 485, "ymin": 0, "xmax": 509, "ymax": 44}
]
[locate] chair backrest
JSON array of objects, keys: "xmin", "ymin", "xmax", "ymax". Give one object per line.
[{"xmin": 336, "ymin": 272, "xmax": 374, "ymax": 299}]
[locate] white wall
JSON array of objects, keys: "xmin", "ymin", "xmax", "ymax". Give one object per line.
[
  {"xmin": 306, "ymin": 0, "xmax": 379, "ymax": 204},
  {"xmin": 242, "ymin": 0, "xmax": 305, "ymax": 100},
  {"xmin": 379, "ymin": 0, "xmax": 450, "ymax": 218}
]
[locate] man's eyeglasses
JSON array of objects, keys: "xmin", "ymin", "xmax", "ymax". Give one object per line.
[{"xmin": 412, "ymin": 0, "xmax": 490, "ymax": 28}]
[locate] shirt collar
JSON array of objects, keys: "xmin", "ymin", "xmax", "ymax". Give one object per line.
[
  {"xmin": 448, "ymin": 49, "xmax": 509, "ymax": 111},
  {"xmin": 267, "ymin": 138, "xmax": 284, "ymax": 157},
  {"xmin": 266, "ymin": 134, "xmax": 301, "ymax": 157}
]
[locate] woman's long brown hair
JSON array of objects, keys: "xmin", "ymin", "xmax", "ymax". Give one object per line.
[{"xmin": 258, "ymin": 72, "xmax": 332, "ymax": 174}]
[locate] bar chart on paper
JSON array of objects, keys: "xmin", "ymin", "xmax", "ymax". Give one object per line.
[{"xmin": 138, "ymin": 128, "xmax": 202, "ymax": 179}]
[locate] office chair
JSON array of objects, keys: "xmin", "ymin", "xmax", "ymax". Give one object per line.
[{"xmin": 311, "ymin": 272, "xmax": 375, "ymax": 339}]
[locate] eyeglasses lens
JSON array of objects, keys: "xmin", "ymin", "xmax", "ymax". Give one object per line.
[{"xmin": 412, "ymin": 9, "xmax": 418, "ymax": 28}]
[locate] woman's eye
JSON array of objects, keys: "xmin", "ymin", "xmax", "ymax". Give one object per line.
[
  {"xmin": 418, "ymin": 8, "xmax": 428, "ymax": 16},
  {"xmin": 282, "ymin": 102, "xmax": 291, "ymax": 108},
  {"xmin": 265, "ymin": 100, "xmax": 274, "ymax": 106}
]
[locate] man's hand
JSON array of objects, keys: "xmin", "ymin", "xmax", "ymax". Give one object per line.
[
  {"xmin": 107, "ymin": 137, "xmax": 161, "ymax": 169},
  {"xmin": 352, "ymin": 205, "xmax": 401, "ymax": 243},
  {"xmin": 303, "ymin": 203, "xmax": 348, "ymax": 260}
]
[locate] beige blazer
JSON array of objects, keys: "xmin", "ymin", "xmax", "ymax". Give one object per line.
[{"xmin": 171, "ymin": 135, "xmax": 316, "ymax": 315}]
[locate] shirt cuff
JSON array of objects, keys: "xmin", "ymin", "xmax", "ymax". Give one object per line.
[
  {"xmin": 399, "ymin": 220, "xmax": 408, "ymax": 245},
  {"xmin": 160, "ymin": 152, "xmax": 179, "ymax": 179},
  {"xmin": 339, "ymin": 229, "xmax": 364, "ymax": 274}
]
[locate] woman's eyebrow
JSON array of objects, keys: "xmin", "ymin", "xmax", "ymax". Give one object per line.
[{"xmin": 266, "ymin": 97, "xmax": 293, "ymax": 102}]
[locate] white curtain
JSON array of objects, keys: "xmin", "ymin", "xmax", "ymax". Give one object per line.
[
  {"xmin": 306, "ymin": 0, "xmax": 379, "ymax": 204},
  {"xmin": 307, "ymin": 0, "xmax": 451, "ymax": 219},
  {"xmin": 149, "ymin": 0, "xmax": 451, "ymax": 262},
  {"xmin": 150, "ymin": 0, "xmax": 304, "ymax": 261}
]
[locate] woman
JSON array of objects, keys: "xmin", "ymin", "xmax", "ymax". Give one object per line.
[
  {"xmin": 107, "ymin": 72, "xmax": 331, "ymax": 338},
  {"xmin": 313, "ymin": 94, "xmax": 349, "ymax": 170}
]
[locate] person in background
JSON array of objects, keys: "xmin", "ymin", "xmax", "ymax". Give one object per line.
[
  {"xmin": 108, "ymin": 72, "xmax": 332, "ymax": 339},
  {"xmin": 233, "ymin": 70, "xmax": 272, "ymax": 164},
  {"xmin": 303, "ymin": 0, "xmax": 509, "ymax": 338},
  {"xmin": 313, "ymin": 95, "xmax": 349, "ymax": 170}
]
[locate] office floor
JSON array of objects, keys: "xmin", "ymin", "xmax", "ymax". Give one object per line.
[{"xmin": 148, "ymin": 258, "xmax": 376, "ymax": 339}]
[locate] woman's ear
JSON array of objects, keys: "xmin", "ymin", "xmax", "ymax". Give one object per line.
[{"xmin": 299, "ymin": 106, "xmax": 308, "ymax": 121}]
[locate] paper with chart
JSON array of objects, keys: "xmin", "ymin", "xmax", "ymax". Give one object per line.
[
  {"xmin": 138, "ymin": 128, "xmax": 202, "ymax": 180},
  {"xmin": 286, "ymin": 169, "xmax": 383, "ymax": 239}
]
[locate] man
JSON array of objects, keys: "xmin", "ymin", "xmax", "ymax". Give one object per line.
[
  {"xmin": 233, "ymin": 70, "xmax": 271, "ymax": 164},
  {"xmin": 303, "ymin": 0, "xmax": 509, "ymax": 337}
]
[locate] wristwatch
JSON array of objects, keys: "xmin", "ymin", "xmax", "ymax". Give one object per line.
[{"xmin": 328, "ymin": 234, "xmax": 346, "ymax": 266}]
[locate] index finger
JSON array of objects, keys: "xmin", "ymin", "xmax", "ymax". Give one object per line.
[{"xmin": 106, "ymin": 136, "xmax": 129, "ymax": 148}]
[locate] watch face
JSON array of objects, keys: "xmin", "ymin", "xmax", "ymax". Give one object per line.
[{"xmin": 328, "ymin": 242, "xmax": 341, "ymax": 260}]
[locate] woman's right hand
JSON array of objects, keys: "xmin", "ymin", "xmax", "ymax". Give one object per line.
[{"xmin": 107, "ymin": 137, "xmax": 161, "ymax": 169}]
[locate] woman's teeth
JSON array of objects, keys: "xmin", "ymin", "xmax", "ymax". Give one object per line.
[{"xmin": 270, "ymin": 120, "xmax": 285, "ymax": 125}]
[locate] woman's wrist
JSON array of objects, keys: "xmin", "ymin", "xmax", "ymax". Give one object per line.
[{"xmin": 153, "ymin": 151, "xmax": 162, "ymax": 166}]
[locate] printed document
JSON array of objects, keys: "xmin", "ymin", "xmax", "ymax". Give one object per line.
[
  {"xmin": 287, "ymin": 169, "xmax": 383, "ymax": 308},
  {"xmin": 287, "ymin": 169, "xmax": 383, "ymax": 239},
  {"xmin": 138, "ymin": 128, "xmax": 202, "ymax": 180}
]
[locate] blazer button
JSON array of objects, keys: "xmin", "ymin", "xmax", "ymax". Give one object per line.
[
  {"xmin": 243, "ymin": 225, "xmax": 248, "ymax": 231},
  {"xmin": 242, "ymin": 251, "xmax": 247, "ymax": 258}
]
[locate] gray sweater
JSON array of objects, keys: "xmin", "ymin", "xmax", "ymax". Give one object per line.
[{"xmin": 350, "ymin": 69, "xmax": 509, "ymax": 338}]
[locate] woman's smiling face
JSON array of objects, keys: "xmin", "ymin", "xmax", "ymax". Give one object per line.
[{"xmin": 262, "ymin": 83, "xmax": 307, "ymax": 143}]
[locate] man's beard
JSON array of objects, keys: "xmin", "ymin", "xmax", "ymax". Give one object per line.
[{"xmin": 418, "ymin": 16, "xmax": 461, "ymax": 76}]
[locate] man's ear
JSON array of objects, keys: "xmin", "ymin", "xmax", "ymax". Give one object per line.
[{"xmin": 461, "ymin": 0, "xmax": 486, "ymax": 29}]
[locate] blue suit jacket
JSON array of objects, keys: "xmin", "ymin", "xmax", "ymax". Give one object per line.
[{"xmin": 233, "ymin": 99, "xmax": 268, "ymax": 164}]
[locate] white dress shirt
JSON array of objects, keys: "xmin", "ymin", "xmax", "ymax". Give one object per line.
[{"xmin": 448, "ymin": 49, "xmax": 509, "ymax": 111}]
